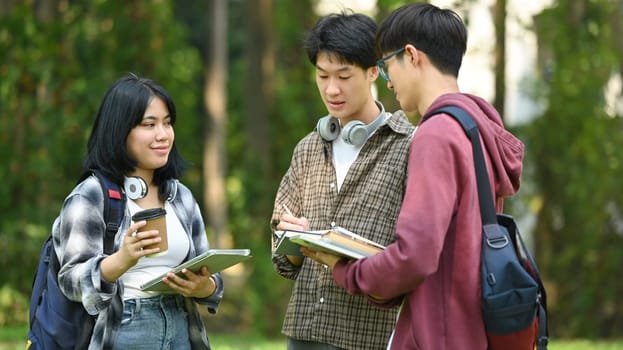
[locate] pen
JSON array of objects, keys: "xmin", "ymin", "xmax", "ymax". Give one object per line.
[{"xmin": 282, "ymin": 204, "xmax": 294, "ymax": 217}]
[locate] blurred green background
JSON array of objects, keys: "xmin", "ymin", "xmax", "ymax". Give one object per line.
[{"xmin": 1, "ymin": 0, "xmax": 622, "ymax": 345}]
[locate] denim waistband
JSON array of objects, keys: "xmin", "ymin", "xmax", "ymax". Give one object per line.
[{"xmin": 123, "ymin": 294, "xmax": 185, "ymax": 311}]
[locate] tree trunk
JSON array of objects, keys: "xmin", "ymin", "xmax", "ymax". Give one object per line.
[
  {"xmin": 492, "ymin": 0, "xmax": 507, "ymax": 118},
  {"xmin": 35, "ymin": 0, "xmax": 57, "ymax": 21},
  {"xmin": 203, "ymin": 0, "xmax": 229, "ymax": 248},
  {"xmin": 246, "ymin": 0, "xmax": 275, "ymax": 208},
  {"xmin": 615, "ymin": 0, "xmax": 623, "ymax": 116}
]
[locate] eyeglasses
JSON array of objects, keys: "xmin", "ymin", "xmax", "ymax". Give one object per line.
[{"xmin": 376, "ymin": 47, "xmax": 405, "ymax": 82}]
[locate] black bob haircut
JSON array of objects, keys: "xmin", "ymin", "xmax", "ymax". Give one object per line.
[{"xmin": 83, "ymin": 73, "xmax": 186, "ymax": 190}]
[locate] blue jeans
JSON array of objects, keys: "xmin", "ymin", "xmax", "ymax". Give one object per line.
[{"xmin": 114, "ymin": 294, "xmax": 191, "ymax": 350}]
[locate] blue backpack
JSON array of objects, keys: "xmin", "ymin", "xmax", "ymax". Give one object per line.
[{"xmin": 27, "ymin": 170, "xmax": 125, "ymax": 350}]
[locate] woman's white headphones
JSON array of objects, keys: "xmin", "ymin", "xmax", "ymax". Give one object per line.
[
  {"xmin": 124, "ymin": 176, "xmax": 178, "ymax": 201},
  {"xmin": 316, "ymin": 110, "xmax": 387, "ymax": 147}
]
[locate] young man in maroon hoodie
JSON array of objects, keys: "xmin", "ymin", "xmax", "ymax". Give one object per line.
[{"xmin": 304, "ymin": 3, "xmax": 525, "ymax": 349}]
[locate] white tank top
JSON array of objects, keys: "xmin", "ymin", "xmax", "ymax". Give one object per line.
[{"xmin": 121, "ymin": 200, "xmax": 190, "ymax": 299}]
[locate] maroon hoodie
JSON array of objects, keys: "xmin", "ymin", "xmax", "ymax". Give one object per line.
[{"xmin": 332, "ymin": 93, "xmax": 524, "ymax": 350}]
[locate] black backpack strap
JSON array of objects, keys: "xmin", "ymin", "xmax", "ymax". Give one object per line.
[
  {"xmin": 423, "ymin": 106, "xmax": 497, "ymax": 225},
  {"xmin": 86, "ymin": 170, "xmax": 126, "ymax": 255},
  {"xmin": 425, "ymin": 107, "xmax": 516, "ymax": 274},
  {"xmin": 85, "ymin": 170, "xmax": 126, "ymax": 350},
  {"xmin": 537, "ymin": 302, "xmax": 549, "ymax": 349}
]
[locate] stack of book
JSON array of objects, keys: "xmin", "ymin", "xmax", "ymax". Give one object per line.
[{"xmin": 274, "ymin": 227, "xmax": 384, "ymax": 260}]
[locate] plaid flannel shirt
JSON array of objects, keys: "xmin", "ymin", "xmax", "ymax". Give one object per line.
[
  {"xmin": 271, "ymin": 110, "xmax": 415, "ymax": 350},
  {"xmin": 53, "ymin": 174, "xmax": 222, "ymax": 349}
]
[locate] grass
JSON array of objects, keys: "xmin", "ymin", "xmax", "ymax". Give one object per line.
[
  {"xmin": 3, "ymin": 325, "xmax": 287, "ymax": 350},
  {"xmin": 4, "ymin": 325, "xmax": 623, "ymax": 350}
]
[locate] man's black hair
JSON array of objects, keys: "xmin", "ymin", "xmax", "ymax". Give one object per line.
[
  {"xmin": 376, "ymin": 3, "xmax": 467, "ymax": 77},
  {"xmin": 304, "ymin": 10, "xmax": 378, "ymax": 69}
]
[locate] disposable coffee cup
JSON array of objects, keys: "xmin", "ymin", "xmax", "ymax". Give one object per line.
[{"xmin": 132, "ymin": 208, "xmax": 168, "ymax": 257}]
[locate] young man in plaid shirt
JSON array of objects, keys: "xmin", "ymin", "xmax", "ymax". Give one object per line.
[{"xmin": 270, "ymin": 11, "xmax": 415, "ymax": 350}]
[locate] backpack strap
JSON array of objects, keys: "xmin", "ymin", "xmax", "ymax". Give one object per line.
[
  {"xmin": 88, "ymin": 170, "xmax": 126, "ymax": 255},
  {"xmin": 423, "ymin": 106, "xmax": 497, "ymax": 225},
  {"xmin": 81, "ymin": 170, "xmax": 126, "ymax": 349}
]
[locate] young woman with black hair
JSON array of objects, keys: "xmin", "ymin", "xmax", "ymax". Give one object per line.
[{"xmin": 55, "ymin": 73, "xmax": 222, "ymax": 349}]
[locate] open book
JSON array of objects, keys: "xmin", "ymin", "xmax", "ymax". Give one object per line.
[
  {"xmin": 274, "ymin": 227, "xmax": 384, "ymax": 260},
  {"xmin": 140, "ymin": 249, "xmax": 252, "ymax": 293}
]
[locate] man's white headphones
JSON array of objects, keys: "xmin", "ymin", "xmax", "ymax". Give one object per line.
[
  {"xmin": 124, "ymin": 176, "xmax": 178, "ymax": 201},
  {"xmin": 316, "ymin": 103, "xmax": 388, "ymax": 147}
]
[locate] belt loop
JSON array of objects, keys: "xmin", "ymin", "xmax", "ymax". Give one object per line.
[{"xmin": 135, "ymin": 298, "xmax": 142, "ymax": 313}]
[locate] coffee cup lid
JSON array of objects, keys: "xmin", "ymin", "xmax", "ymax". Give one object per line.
[{"xmin": 132, "ymin": 208, "xmax": 167, "ymax": 221}]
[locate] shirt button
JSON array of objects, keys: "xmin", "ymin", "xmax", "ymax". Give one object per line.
[
  {"xmin": 319, "ymin": 297, "xmax": 325, "ymax": 303},
  {"xmin": 330, "ymin": 183, "xmax": 335, "ymax": 188},
  {"xmin": 331, "ymin": 221, "xmax": 336, "ymax": 227},
  {"xmin": 323, "ymin": 264, "xmax": 328, "ymax": 269}
]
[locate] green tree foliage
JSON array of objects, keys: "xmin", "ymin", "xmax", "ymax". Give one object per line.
[
  {"xmin": 0, "ymin": 0, "xmax": 201, "ymax": 325},
  {"xmin": 225, "ymin": 0, "xmax": 321, "ymax": 336},
  {"xmin": 526, "ymin": 0, "xmax": 623, "ymax": 338}
]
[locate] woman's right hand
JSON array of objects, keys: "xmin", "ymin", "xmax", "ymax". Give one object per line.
[
  {"xmin": 119, "ymin": 220, "xmax": 162, "ymax": 265},
  {"xmin": 100, "ymin": 220, "xmax": 160, "ymax": 283}
]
